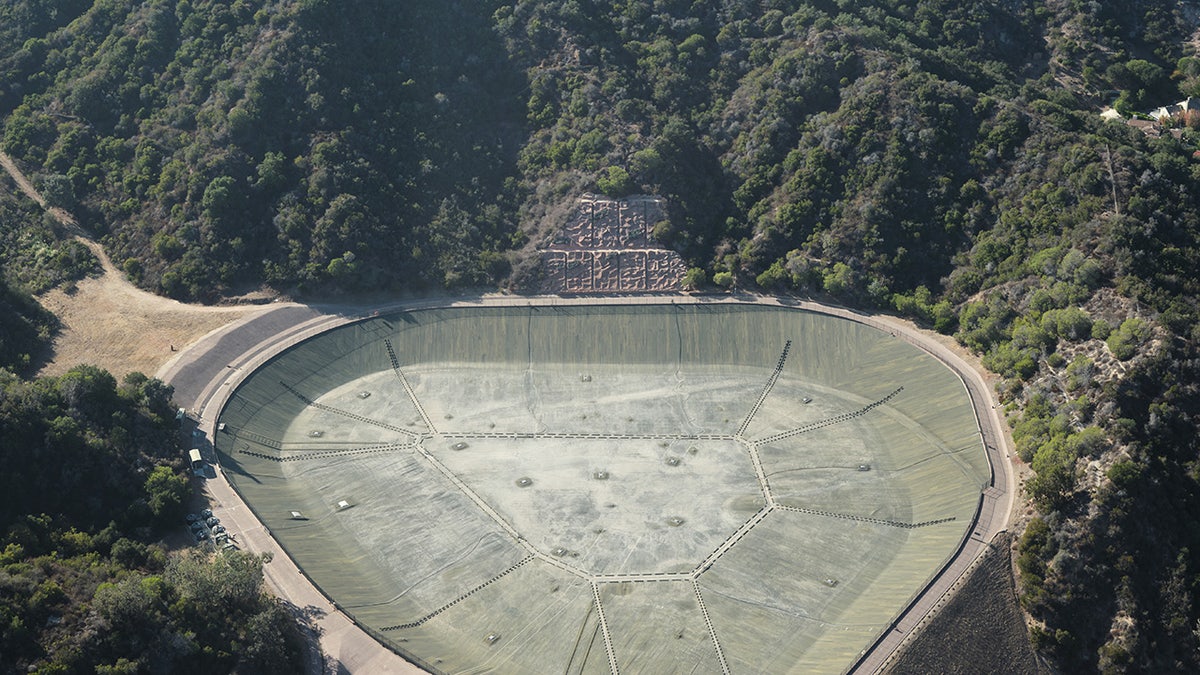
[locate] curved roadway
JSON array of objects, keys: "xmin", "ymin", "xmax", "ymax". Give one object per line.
[{"xmin": 158, "ymin": 293, "xmax": 1016, "ymax": 675}]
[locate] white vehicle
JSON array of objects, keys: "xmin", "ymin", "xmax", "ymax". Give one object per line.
[{"xmin": 189, "ymin": 449, "xmax": 205, "ymax": 476}]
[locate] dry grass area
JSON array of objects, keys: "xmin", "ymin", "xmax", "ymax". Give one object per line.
[{"xmin": 35, "ymin": 273, "xmax": 258, "ymax": 378}]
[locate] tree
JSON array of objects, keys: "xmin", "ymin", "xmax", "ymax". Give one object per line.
[
  {"xmin": 254, "ymin": 152, "xmax": 288, "ymax": 192},
  {"xmin": 36, "ymin": 173, "xmax": 75, "ymax": 208},
  {"xmin": 1027, "ymin": 439, "xmax": 1077, "ymax": 510},
  {"xmin": 756, "ymin": 260, "xmax": 788, "ymax": 288},
  {"xmin": 822, "ymin": 263, "xmax": 855, "ymax": 296},
  {"xmin": 201, "ymin": 176, "xmax": 237, "ymax": 219},
  {"xmin": 596, "ymin": 166, "xmax": 635, "ymax": 197},
  {"xmin": 1107, "ymin": 318, "xmax": 1152, "ymax": 360},
  {"xmin": 57, "ymin": 364, "xmax": 119, "ymax": 423},
  {"xmin": 144, "ymin": 466, "xmax": 188, "ymax": 524}
]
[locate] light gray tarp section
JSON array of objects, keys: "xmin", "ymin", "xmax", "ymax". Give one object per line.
[{"xmin": 215, "ymin": 304, "xmax": 989, "ymax": 674}]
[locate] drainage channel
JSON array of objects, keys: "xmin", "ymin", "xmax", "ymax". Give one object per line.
[
  {"xmin": 693, "ymin": 505, "xmax": 774, "ymax": 576},
  {"xmin": 280, "ymin": 381, "xmax": 419, "ymax": 438},
  {"xmin": 413, "ymin": 444, "xmax": 524, "ymax": 544},
  {"xmin": 438, "ymin": 431, "xmax": 734, "ymax": 441},
  {"xmin": 591, "ymin": 581, "xmax": 620, "ymax": 675},
  {"xmin": 225, "ymin": 426, "xmax": 281, "ymax": 449},
  {"xmin": 736, "ymin": 339, "xmax": 792, "ymax": 437},
  {"xmin": 755, "ymin": 386, "xmax": 904, "ymax": 446},
  {"xmin": 775, "ymin": 504, "xmax": 957, "ymax": 529},
  {"xmin": 692, "ymin": 579, "xmax": 731, "ymax": 675},
  {"xmin": 741, "ymin": 438, "xmax": 775, "ymax": 504},
  {"xmin": 237, "ymin": 441, "xmax": 414, "ymax": 463},
  {"xmin": 384, "ymin": 339, "xmax": 437, "ymax": 433},
  {"xmin": 379, "ymin": 556, "xmax": 535, "ymax": 631}
]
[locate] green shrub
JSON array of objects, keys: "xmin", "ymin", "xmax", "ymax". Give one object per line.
[
  {"xmin": 596, "ymin": 166, "xmax": 635, "ymax": 197},
  {"xmin": 755, "ymin": 260, "xmax": 787, "ymax": 288},
  {"xmin": 1106, "ymin": 318, "xmax": 1151, "ymax": 360}
]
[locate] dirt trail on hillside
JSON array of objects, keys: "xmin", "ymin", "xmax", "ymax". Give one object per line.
[{"xmin": 0, "ymin": 150, "xmax": 265, "ymax": 378}]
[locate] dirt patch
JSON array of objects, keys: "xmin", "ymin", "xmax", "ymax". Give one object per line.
[
  {"xmin": 36, "ymin": 274, "xmax": 256, "ymax": 378},
  {"xmin": 885, "ymin": 533, "xmax": 1045, "ymax": 675}
]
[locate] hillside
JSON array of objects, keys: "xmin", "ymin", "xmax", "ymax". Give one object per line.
[
  {"xmin": 1, "ymin": 1, "xmax": 1199, "ymax": 672},
  {"xmin": 0, "ymin": 225, "xmax": 304, "ymax": 671}
]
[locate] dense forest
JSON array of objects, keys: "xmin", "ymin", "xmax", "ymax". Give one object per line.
[{"xmin": 1, "ymin": 0, "xmax": 1199, "ymax": 672}]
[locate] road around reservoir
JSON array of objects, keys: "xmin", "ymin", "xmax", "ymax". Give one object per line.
[{"xmin": 160, "ymin": 292, "xmax": 1017, "ymax": 675}]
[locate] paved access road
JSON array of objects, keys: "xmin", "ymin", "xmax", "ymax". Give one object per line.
[
  {"xmin": 163, "ymin": 293, "xmax": 1016, "ymax": 675},
  {"xmin": 158, "ymin": 304, "xmax": 325, "ymax": 411}
]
